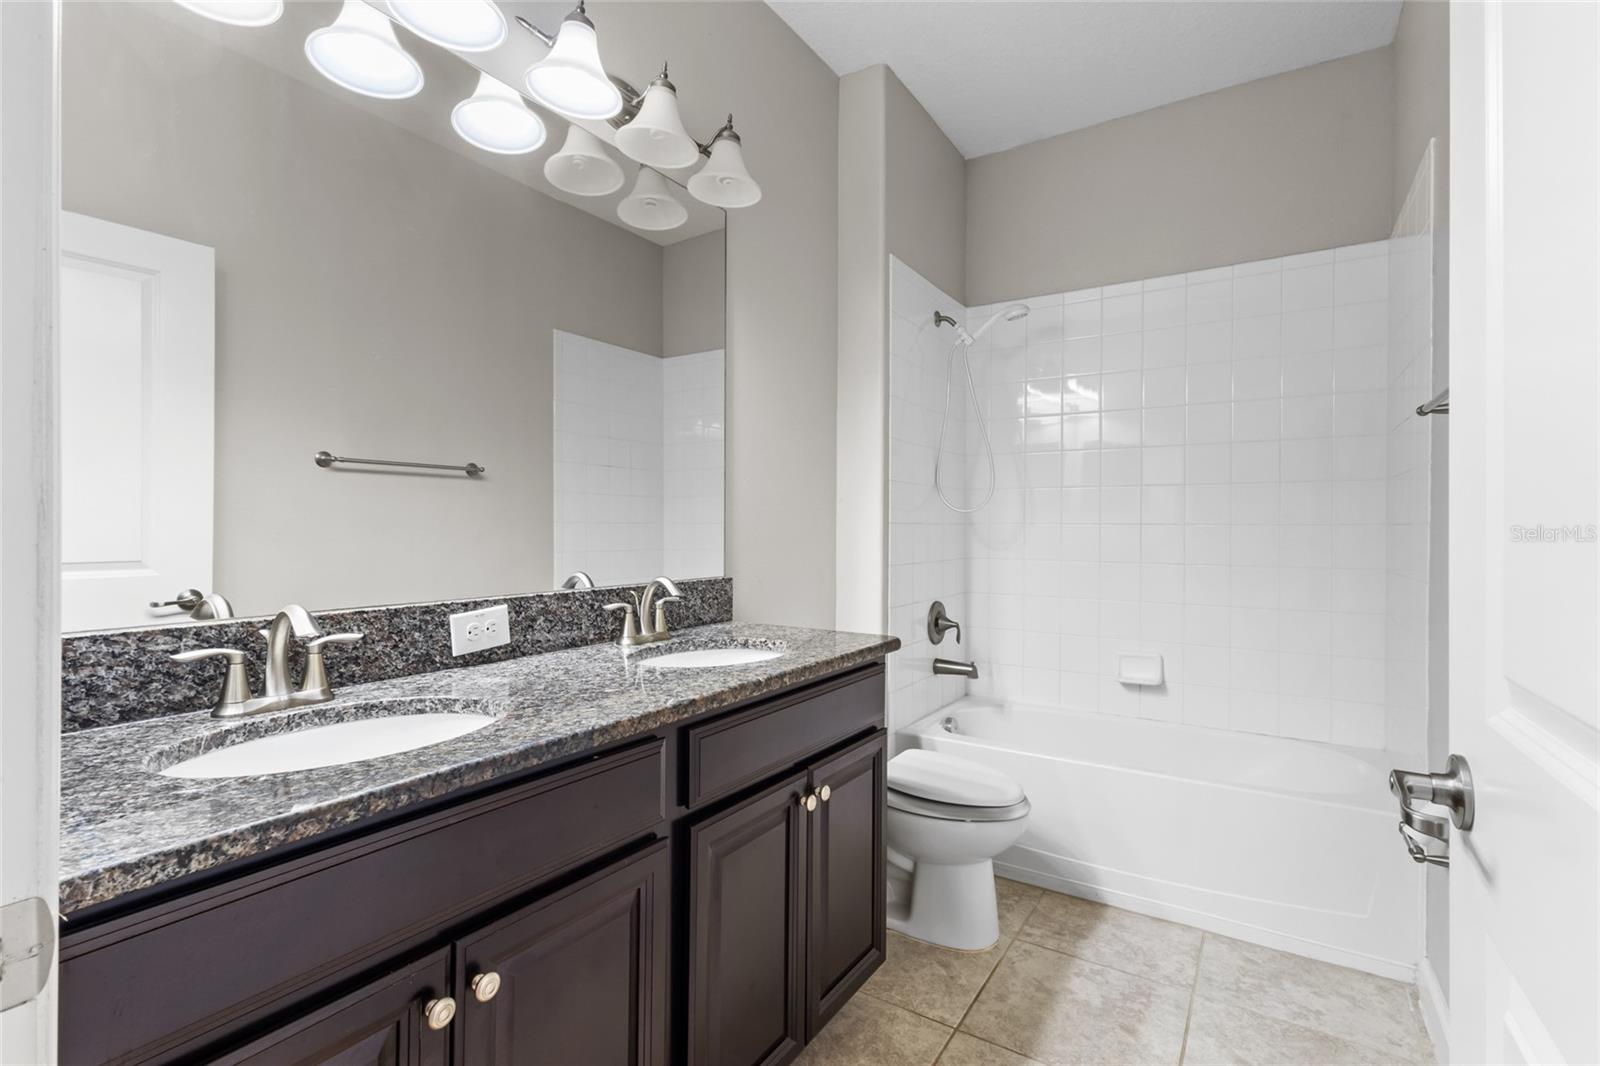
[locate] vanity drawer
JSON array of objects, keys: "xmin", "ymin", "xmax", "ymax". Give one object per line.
[
  {"xmin": 60, "ymin": 738, "xmax": 666, "ymax": 1065},
  {"xmin": 684, "ymin": 664, "xmax": 884, "ymax": 809}
]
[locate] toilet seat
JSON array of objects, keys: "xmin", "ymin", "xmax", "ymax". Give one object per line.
[
  {"xmin": 887, "ymin": 789, "xmax": 1032, "ymax": 822},
  {"xmin": 887, "ymin": 749, "xmax": 1029, "ymax": 822}
]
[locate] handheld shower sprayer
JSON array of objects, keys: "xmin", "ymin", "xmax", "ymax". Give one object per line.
[{"xmin": 932, "ymin": 303, "xmax": 1030, "ymax": 513}]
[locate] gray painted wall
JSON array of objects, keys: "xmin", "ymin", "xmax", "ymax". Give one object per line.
[
  {"xmin": 836, "ymin": 66, "xmax": 890, "ymax": 632},
  {"xmin": 663, "ymin": 230, "xmax": 727, "ymax": 358},
  {"xmin": 63, "ymin": 1, "xmax": 663, "ymax": 617},
  {"xmin": 835, "ymin": 65, "xmax": 967, "ymax": 632},
  {"xmin": 885, "ymin": 69, "xmax": 967, "ymax": 305},
  {"xmin": 1394, "ymin": 0, "xmax": 1452, "ymax": 1001},
  {"xmin": 965, "ymin": 47, "xmax": 1397, "ymax": 304}
]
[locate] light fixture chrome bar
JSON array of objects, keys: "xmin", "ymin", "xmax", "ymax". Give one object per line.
[
  {"xmin": 314, "ymin": 450, "xmax": 484, "ymax": 477},
  {"xmin": 512, "ymin": 12, "xmax": 555, "ymax": 46},
  {"xmin": 1416, "ymin": 387, "xmax": 1450, "ymax": 416}
]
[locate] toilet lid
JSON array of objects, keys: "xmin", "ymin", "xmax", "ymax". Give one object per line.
[{"xmin": 887, "ymin": 749, "xmax": 1025, "ymax": 808}]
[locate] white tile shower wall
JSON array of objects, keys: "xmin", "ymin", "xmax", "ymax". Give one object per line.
[
  {"xmin": 887, "ymin": 257, "xmax": 971, "ymax": 732},
  {"xmin": 959, "ymin": 242, "xmax": 1402, "ymax": 749},
  {"xmin": 553, "ymin": 331, "xmax": 665, "ymax": 584},
  {"xmin": 1385, "ymin": 145, "xmax": 1435, "ymax": 757},
  {"xmin": 662, "ymin": 349, "xmax": 726, "ymax": 579}
]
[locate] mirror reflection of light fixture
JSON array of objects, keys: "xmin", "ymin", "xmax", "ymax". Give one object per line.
[
  {"xmin": 173, "ymin": 0, "xmax": 284, "ymax": 27},
  {"xmin": 687, "ymin": 115, "xmax": 762, "ymax": 208},
  {"xmin": 523, "ymin": 2, "xmax": 623, "ymax": 121},
  {"xmin": 543, "ymin": 124, "xmax": 625, "ymax": 197},
  {"xmin": 386, "ymin": 0, "xmax": 507, "ymax": 53},
  {"xmin": 617, "ymin": 168, "xmax": 687, "ymax": 231},
  {"xmin": 305, "ymin": 0, "xmax": 424, "ymax": 100},
  {"xmin": 452, "ymin": 72, "xmax": 547, "ymax": 155},
  {"xmin": 615, "ymin": 66, "xmax": 699, "ymax": 170}
]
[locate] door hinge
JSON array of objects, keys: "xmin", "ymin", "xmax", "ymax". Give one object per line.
[{"xmin": 0, "ymin": 896, "xmax": 55, "ymax": 1011}]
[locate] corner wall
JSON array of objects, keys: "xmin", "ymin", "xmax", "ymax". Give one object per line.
[{"xmin": 836, "ymin": 65, "xmax": 967, "ymax": 632}]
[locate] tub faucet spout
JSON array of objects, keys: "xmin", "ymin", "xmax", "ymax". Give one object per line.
[{"xmin": 933, "ymin": 657, "xmax": 979, "ymax": 679}]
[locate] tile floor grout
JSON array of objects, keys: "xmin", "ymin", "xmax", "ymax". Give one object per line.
[{"xmin": 846, "ymin": 880, "xmax": 1432, "ymax": 1066}]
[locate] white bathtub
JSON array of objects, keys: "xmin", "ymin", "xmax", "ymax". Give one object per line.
[{"xmin": 900, "ymin": 698, "xmax": 1423, "ymax": 979}]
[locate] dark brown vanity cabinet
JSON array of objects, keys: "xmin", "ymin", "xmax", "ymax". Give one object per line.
[
  {"xmin": 687, "ymin": 730, "xmax": 886, "ymax": 1066},
  {"xmin": 455, "ymin": 842, "xmax": 670, "ymax": 1066},
  {"xmin": 59, "ymin": 662, "xmax": 887, "ymax": 1066},
  {"xmin": 210, "ymin": 950, "xmax": 453, "ymax": 1066}
]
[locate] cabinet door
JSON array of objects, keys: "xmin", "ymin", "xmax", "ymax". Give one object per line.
[
  {"xmin": 457, "ymin": 841, "xmax": 670, "ymax": 1066},
  {"xmin": 208, "ymin": 949, "xmax": 451, "ymax": 1066},
  {"xmin": 687, "ymin": 772, "xmax": 810, "ymax": 1066},
  {"xmin": 805, "ymin": 730, "xmax": 887, "ymax": 1038}
]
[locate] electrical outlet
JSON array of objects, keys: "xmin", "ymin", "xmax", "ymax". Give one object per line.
[{"xmin": 450, "ymin": 604, "xmax": 510, "ymax": 656}]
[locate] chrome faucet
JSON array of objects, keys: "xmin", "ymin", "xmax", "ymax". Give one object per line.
[
  {"xmin": 171, "ymin": 604, "xmax": 363, "ymax": 718},
  {"xmin": 604, "ymin": 576, "xmax": 684, "ymax": 648},
  {"xmin": 561, "ymin": 571, "xmax": 595, "ymax": 590}
]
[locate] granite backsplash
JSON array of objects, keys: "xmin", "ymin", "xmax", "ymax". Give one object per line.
[{"xmin": 61, "ymin": 577, "xmax": 732, "ymax": 731}]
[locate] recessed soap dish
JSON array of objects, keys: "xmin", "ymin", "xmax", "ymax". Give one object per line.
[{"xmin": 1117, "ymin": 653, "xmax": 1164, "ymax": 687}]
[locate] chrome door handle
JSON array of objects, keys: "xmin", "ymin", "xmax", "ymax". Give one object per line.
[{"xmin": 1389, "ymin": 754, "xmax": 1474, "ymax": 867}]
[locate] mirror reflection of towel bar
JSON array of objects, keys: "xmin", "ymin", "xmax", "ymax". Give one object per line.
[
  {"xmin": 314, "ymin": 450, "xmax": 484, "ymax": 477},
  {"xmin": 1416, "ymin": 387, "xmax": 1450, "ymax": 416}
]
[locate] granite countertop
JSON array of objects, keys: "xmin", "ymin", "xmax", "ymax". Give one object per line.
[{"xmin": 60, "ymin": 623, "xmax": 899, "ymax": 916}]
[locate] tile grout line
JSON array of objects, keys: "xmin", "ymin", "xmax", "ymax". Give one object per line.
[{"xmin": 1176, "ymin": 931, "xmax": 1206, "ymax": 1064}]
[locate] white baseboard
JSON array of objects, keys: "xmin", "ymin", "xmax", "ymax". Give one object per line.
[{"xmin": 1417, "ymin": 956, "xmax": 1450, "ymax": 1064}]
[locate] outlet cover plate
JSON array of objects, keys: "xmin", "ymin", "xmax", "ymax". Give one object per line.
[{"xmin": 450, "ymin": 604, "xmax": 510, "ymax": 657}]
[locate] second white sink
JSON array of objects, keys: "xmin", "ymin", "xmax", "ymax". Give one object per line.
[
  {"xmin": 161, "ymin": 712, "xmax": 497, "ymax": 779},
  {"xmin": 639, "ymin": 647, "xmax": 784, "ymax": 669}
]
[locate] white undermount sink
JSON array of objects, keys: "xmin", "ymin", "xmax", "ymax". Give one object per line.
[
  {"xmin": 160, "ymin": 712, "xmax": 496, "ymax": 779},
  {"xmin": 639, "ymin": 647, "xmax": 784, "ymax": 669}
]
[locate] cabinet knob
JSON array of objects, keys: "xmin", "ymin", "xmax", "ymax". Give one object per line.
[
  {"xmin": 423, "ymin": 996, "xmax": 457, "ymax": 1031},
  {"xmin": 471, "ymin": 971, "xmax": 502, "ymax": 1003},
  {"xmin": 818, "ymin": 785, "xmax": 832, "ymax": 803},
  {"xmin": 801, "ymin": 792, "xmax": 818, "ymax": 812}
]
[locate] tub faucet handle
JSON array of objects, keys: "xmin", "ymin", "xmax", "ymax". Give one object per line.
[{"xmin": 927, "ymin": 601, "xmax": 962, "ymax": 645}]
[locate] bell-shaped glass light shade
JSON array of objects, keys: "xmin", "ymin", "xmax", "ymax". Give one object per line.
[
  {"xmin": 688, "ymin": 128, "xmax": 761, "ymax": 209},
  {"xmin": 524, "ymin": 15, "xmax": 622, "ymax": 120},
  {"xmin": 615, "ymin": 79, "xmax": 699, "ymax": 169},
  {"xmin": 617, "ymin": 168, "xmax": 688, "ymax": 231},
  {"xmin": 305, "ymin": 0, "xmax": 424, "ymax": 100},
  {"xmin": 452, "ymin": 73, "xmax": 547, "ymax": 155},
  {"xmin": 174, "ymin": 0, "xmax": 284, "ymax": 27},
  {"xmin": 543, "ymin": 125, "xmax": 625, "ymax": 197},
  {"xmin": 386, "ymin": 0, "xmax": 507, "ymax": 52}
]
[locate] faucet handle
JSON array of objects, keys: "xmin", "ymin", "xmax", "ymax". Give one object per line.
[
  {"xmin": 299, "ymin": 632, "xmax": 362, "ymax": 700},
  {"xmin": 651, "ymin": 595, "xmax": 682, "ymax": 637},
  {"xmin": 170, "ymin": 648, "xmax": 253, "ymax": 715},
  {"xmin": 307, "ymin": 632, "xmax": 363, "ymax": 652},
  {"xmin": 604, "ymin": 601, "xmax": 642, "ymax": 647}
]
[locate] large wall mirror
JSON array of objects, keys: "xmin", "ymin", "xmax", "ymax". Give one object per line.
[{"xmin": 60, "ymin": 0, "xmax": 728, "ymax": 631}]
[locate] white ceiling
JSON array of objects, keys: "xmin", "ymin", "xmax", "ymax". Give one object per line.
[{"xmin": 768, "ymin": 1, "xmax": 1403, "ymax": 158}]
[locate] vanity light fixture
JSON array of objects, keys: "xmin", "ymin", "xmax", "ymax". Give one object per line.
[
  {"xmin": 305, "ymin": 0, "xmax": 424, "ymax": 100},
  {"xmin": 522, "ymin": 2, "xmax": 624, "ymax": 121},
  {"xmin": 615, "ymin": 65, "xmax": 699, "ymax": 170},
  {"xmin": 544, "ymin": 124, "xmax": 625, "ymax": 196},
  {"xmin": 173, "ymin": 0, "xmax": 284, "ymax": 27},
  {"xmin": 386, "ymin": 0, "xmax": 508, "ymax": 53},
  {"xmin": 687, "ymin": 115, "xmax": 762, "ymax": 208},
  {"xmin": 452, "ymin": 72, "xmax": 548, "ymax": 155},
  {"xmin": 617, "ymin": 167, "xmax": 688, "ymax": 231}
]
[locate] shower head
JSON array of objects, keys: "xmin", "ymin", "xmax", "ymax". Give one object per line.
[{"xmin": 957, "ymin": 302, "xmax": 1030, "ymax": 346}]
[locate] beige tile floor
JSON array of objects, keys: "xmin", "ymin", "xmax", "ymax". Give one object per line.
[{"xmin": 795, "ymin": 878, "xmax": 1435, "ymax": 1066}]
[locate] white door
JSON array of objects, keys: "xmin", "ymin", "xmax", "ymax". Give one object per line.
[
  {"xmin": 1448, "ymin": 2, "xmax": 1599, "ymax": 1063},
  {"xmin": 59, "ymin": 211, "xmax": 214, "ymax": 631}
]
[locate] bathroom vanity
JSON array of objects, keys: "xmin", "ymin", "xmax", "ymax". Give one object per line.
[{"xmin": 57, "ymin": 623, "xmax": 895, "ymax": 1066}]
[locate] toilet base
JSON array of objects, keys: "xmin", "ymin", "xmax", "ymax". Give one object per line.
[{"xmin": 885, "ymin": 858, "xmax": 1001, "ymax": 952}]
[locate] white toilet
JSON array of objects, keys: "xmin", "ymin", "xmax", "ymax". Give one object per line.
[{"xmin": 885, "ymin": 748, "xmax": 1031, "ymax": 951}]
